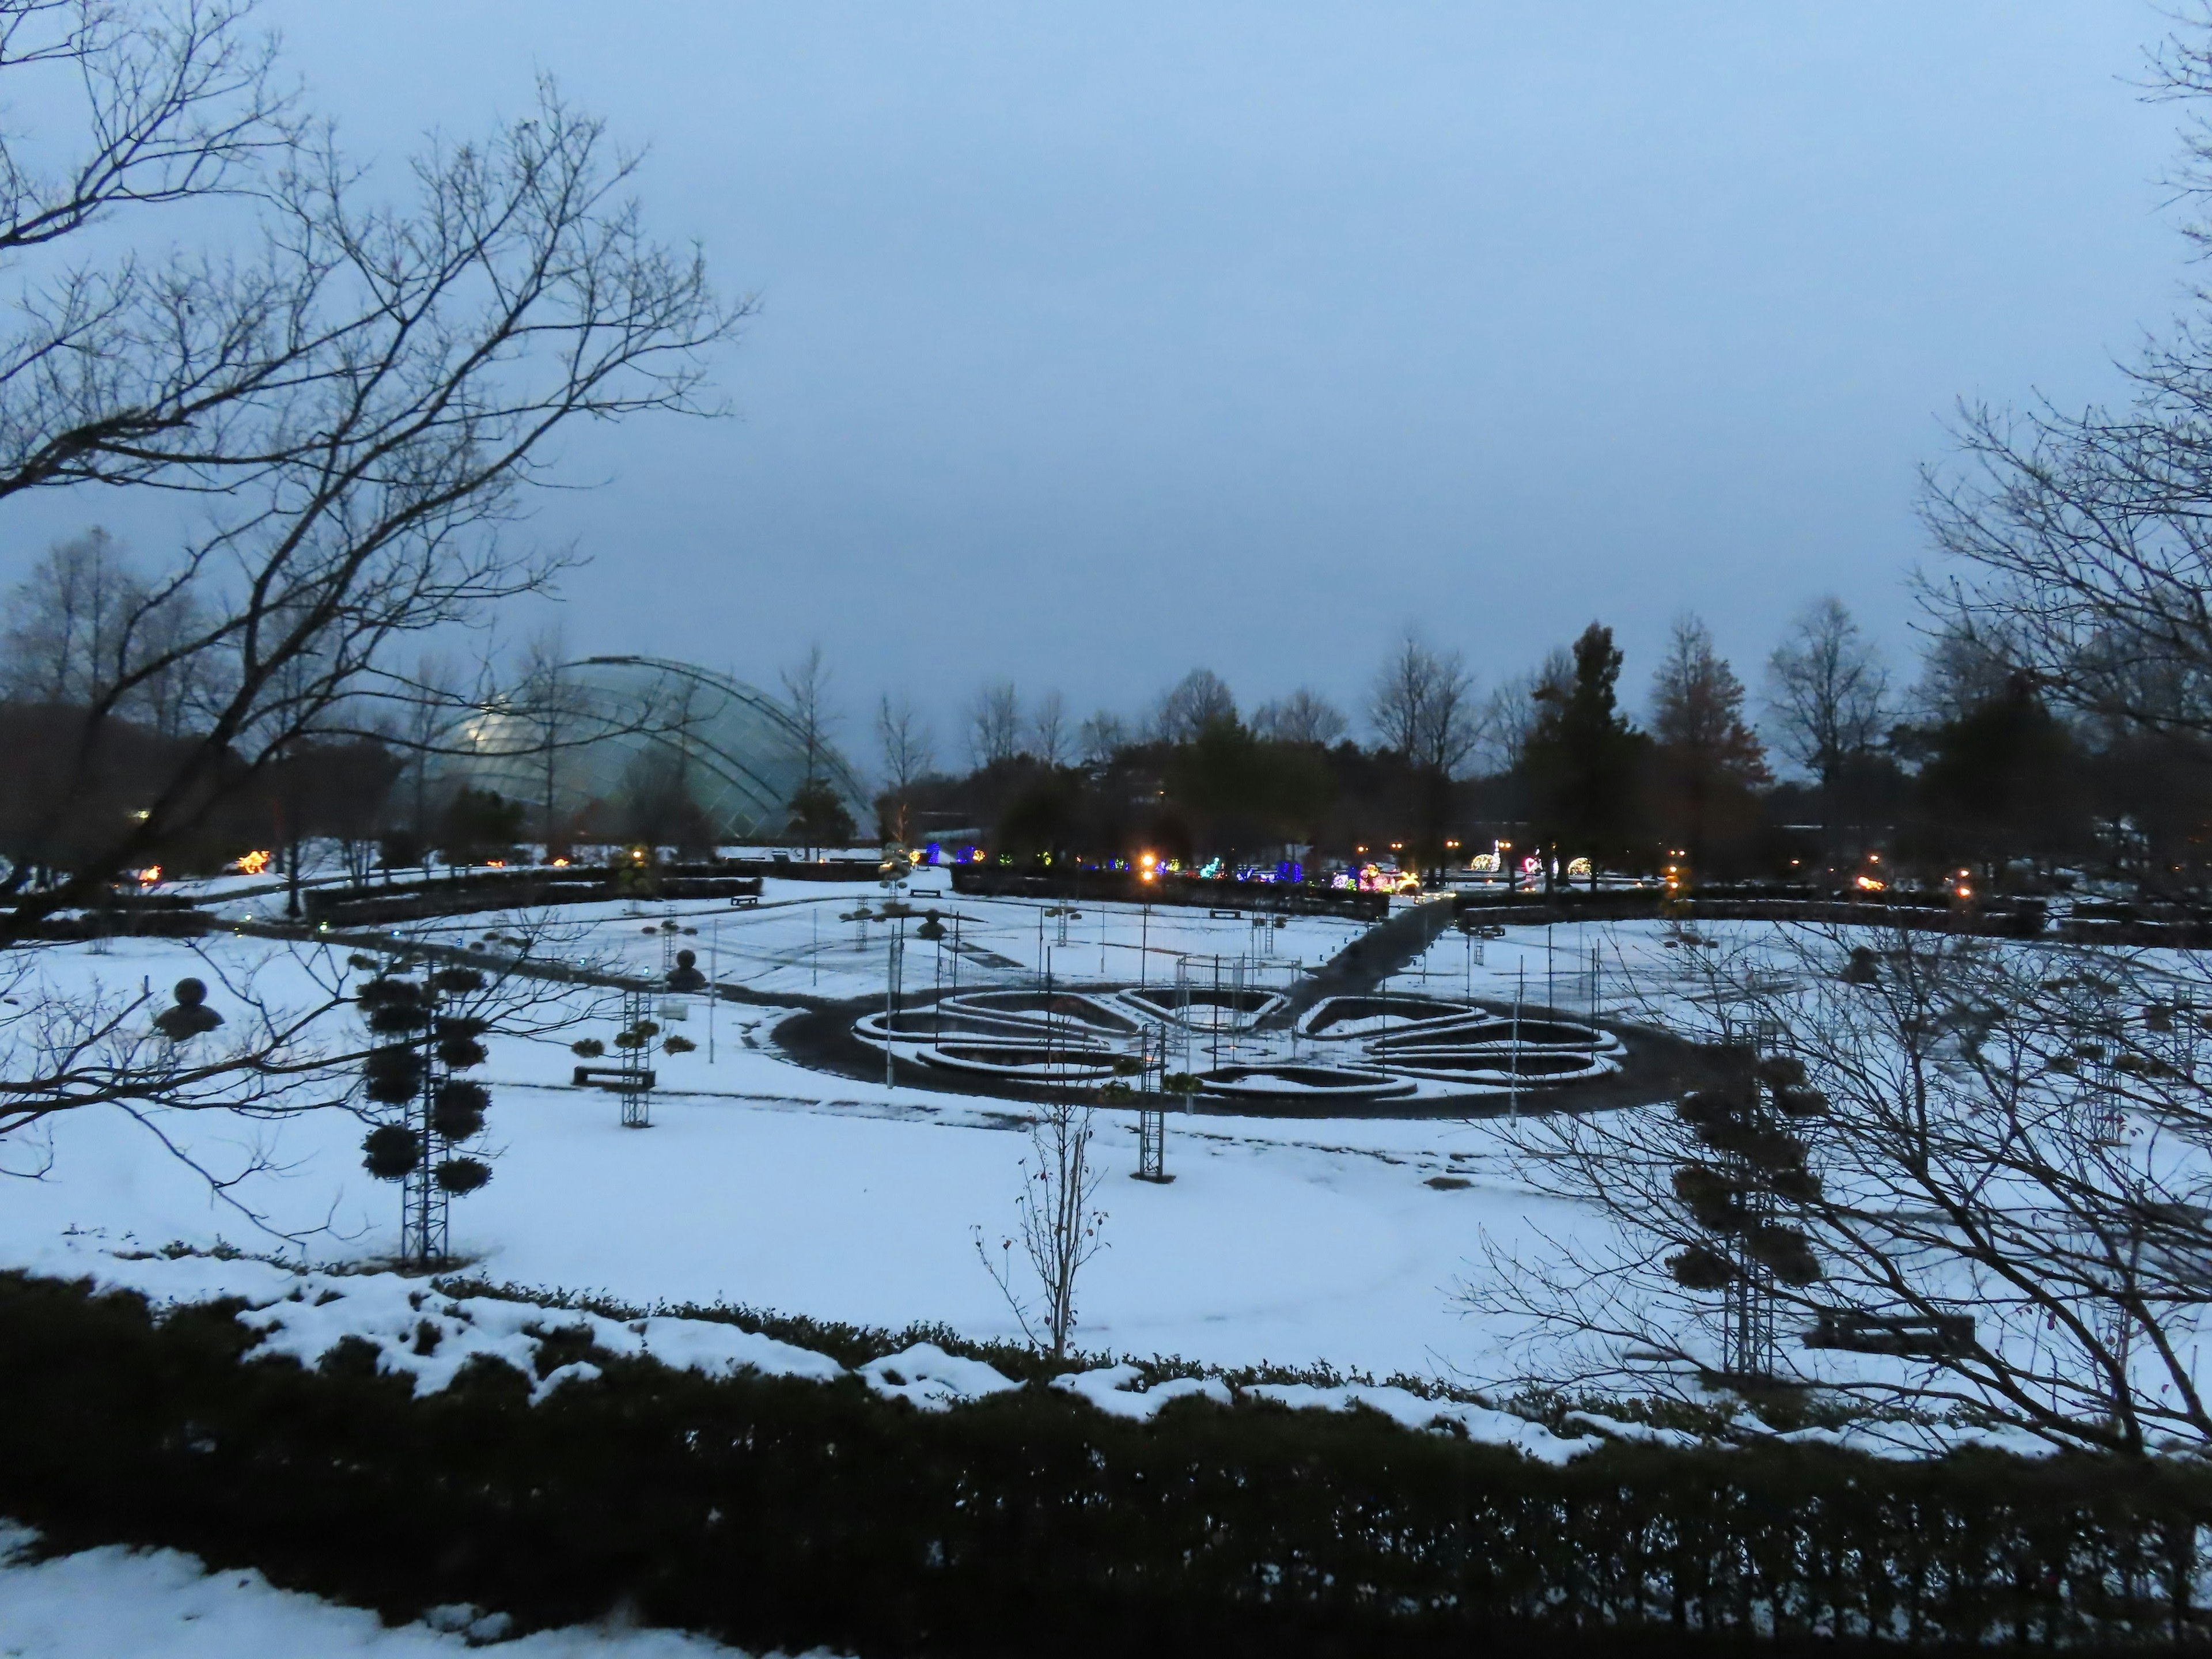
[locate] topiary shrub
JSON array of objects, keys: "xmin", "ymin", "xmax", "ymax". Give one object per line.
[
  {"xmin": 571, "ymin": 1038, "xmax": 605, "ymax": 1058},
  {"xmin": 433, "ymin": 1081, "xmax": 490, "ymax": 1141},
  {"xmin": 662, "ymin": 1035, "xmax": 695, "ymax": 1055},
  {"xmin": 1671, "ymin": 1165, "xmax": 1746, "ymax": 1234},
  {"xmin": 368, "ymin": 1002, "xmax": 429, "ymax": 1035},
  {"xmin": 431, "ymin": 967, "xmax": 486, "ymax": 995},
  {"xmin": 1668, "ymin": 1244, "xmax": 1734, "ymax": 1291},
  {"xmin": 1743, "ymin": 1223, "xmax": 1822, "ymax": 1285},
  {"xmin": 434, "ymin": 1157, "xmax": 492, "ymax": 1195},
  {"xmin": 362, "ymin": 1045, "xmax": 425, "ymax": 1105},
  {"xmin": 361, "ymin": 1124, "xmax": 423, "ymax": 1180},
  {"xmin": 435, "ymin": 1035, "xmax": 488, "ymax": 1069}
]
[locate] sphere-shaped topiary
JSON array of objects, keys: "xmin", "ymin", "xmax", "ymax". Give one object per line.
[
  {"xmin": 362, "ymin": 1044, "xmax": 426, "ymax": 1104},
  {"xmin": 433, "ymin": 1080, "xmax": 490, "ymax": 1140},
  {"xmin": 1743, "ymin": 1223, "xmax": 1822, "ymax": 1285},
  {"xmin": 435, "ymin": 1035, "xmax": 488, "ymax": 1070},
  {"xmin": 368, "ymin": 1002, "xmax": 429, "ymax": 1035},
  {"xmin": 571, "ymin": 1037, "xmax": 605, "ymax": 1058},
  {"xmin": 362, "ymin": 1124, "xmax": 423, "ymax": 1180},
  {"xmin": 1668, "ymin": 1244, "xmax": 1735, "ymax": 1291},
  {"xmin": 431, "ymin": 967, "xmax": 486, "ymax": 995},
  {"xmin": 434, "ymin": 1157, "xmax": 492, "ymax": 1195}
]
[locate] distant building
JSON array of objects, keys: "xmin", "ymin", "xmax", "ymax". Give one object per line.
[{"xmin": 452, "ymin": 655, "xmax": 870, "ymax": 843}]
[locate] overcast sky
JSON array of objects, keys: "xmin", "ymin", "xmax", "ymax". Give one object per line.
[{"xmin": 47, "ymin": 4, "xmax": 2211, "ymax": 747}]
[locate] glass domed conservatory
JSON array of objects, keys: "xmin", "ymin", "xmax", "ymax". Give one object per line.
[{"xmin": 454, "ymin": 656, "xmax": 871, "ymax": 843}]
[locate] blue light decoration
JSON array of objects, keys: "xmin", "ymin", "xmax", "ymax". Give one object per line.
[
  {"xmin": 1198, "ymin": 858, "xmax": 1224, "ymax": 880},
  {"xmin": 924, "ymin": 842, "xmax": 942, "ymax": 865}
]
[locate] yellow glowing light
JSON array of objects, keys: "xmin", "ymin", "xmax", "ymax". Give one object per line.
[
  {"xmin": 1956, "ymin": 885, "xmax": 1974, "ymax": 900},
  {"xmin": 234, "ymin": 850, "xmax": 272, "ymax": 876},
  {"xmin": 550, "ymin": 857, "xmax": 570, "ymax": 868},
  {"xmin": 1139, "ymin": 851, "xmax": 1157, "ymax": 868},
  {"xmin": 1138, "ymin": 868, "xmax": 1157, "ymax": 883},
  {"xmin": 1855, "ymin": 874, "xmax": 1886, "ymax": 892},
  {"xmin": 135, "ymin": 865, "xmax": 161, "ymax": 887}
]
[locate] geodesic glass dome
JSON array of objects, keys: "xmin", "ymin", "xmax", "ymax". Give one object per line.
[{"xmin": 453, "ymin": 656, "xmax": 870, "ymax": 843}]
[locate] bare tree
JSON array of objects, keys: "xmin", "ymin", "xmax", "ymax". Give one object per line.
[
  {"xmin": 968, "ymin": 679, "xmax": 1021, "ymax": 768},
  {"xmin": 1150, "ymin": 667, "xmax": 1236, "ymax": 744},
  {"xmin": 1915, "ymin": 19, "xmax": 2212, "ymax": 741},
  {"xmin": 1908, "ymin": 622, "xmax": 2022, "ymax": 728},
  {"xmin": 875, "ymin": 691, "xmax": 933, "ymax": 843},
  {"xmin": 0, "ymin": 6, "xmax": 734, "ymax": 1224},
  {"xmin": 1077, "ymin": 709, "xmax": 1126, "ymax": 768},
  {"xmin": 1029, "ymin": 688, "xmax": 1069, "ymax": 767},
  {"xmin": 876, "ymin": 692, "xmax": 934, "ymax": 793},
  {"xmin": 1470, "ymin": 923, "xmax": 2212, "ymax": 1454},
  {"xmin": 513, "ymin": 630, "xmax": 594, "ymax": 859},
  {"xmin": 779, "ymin": 643, "xmax": 836, "ymax": 787},
  {"xmin": 0, "ymin": 40, "xmax": 736, "ymax": 938},
  {"xmin": 1369, "ymin": 630, "xmax": 1479, "ymax": 776},
  {"xmin": 1477, "ymin": 647, "xmax": 1571, "ymax": 777},
  {"xmin": 1252, "ymin": 686, "xmax": 1348, "ymax": 747},
  {"xmin": 975, "ymin": 1096, "xmax": 1108, "ymax": 1361},
  {"xmin": 2, "ymin": 527, "xmax": 131, "ymax": 703},
  {"xmin": 398, "ymin": 652, "xmax": 464, "ymax": 857},
  {"xmin": 1765, "ymin": 598, "xmax": 1888, "ymax": 842}
]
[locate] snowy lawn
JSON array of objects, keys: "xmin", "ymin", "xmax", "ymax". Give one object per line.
[
  {"xmin": 3, "ymin": 907, "xmax": 2131, "ymax": 1422},
  {"xmin": 0, "ymin": 916, "xmax": 1626, "ymax": 1387}
]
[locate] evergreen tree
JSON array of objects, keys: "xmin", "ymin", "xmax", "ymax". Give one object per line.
[
  {"xmin": 1915, "ymin": 674, "xmax": 2087, "ymax": 881},
  {"xmin": 1649, "ymin": 616, "xmax": 1771, "ymax": 876},
  {"xmin": 786, "ymin": 777, "xmax": 858, "ymax": 853},
  {"xmin": 1525, "ymin": 622, "xmax": 1646, "ymax": 888}
]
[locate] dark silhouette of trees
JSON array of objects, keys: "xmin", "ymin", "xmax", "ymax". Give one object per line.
[
  {"xmin": 1911, "ymin": 675, "xmax": 2089, "ymax": 879},
  {"xmin": 786, "ymin": 776, "xmax": 857, "ymax": 853},
  {"xmin": 1648, "ymin": 616, "xmax": 1771, "ymax": 877},
  {"xmin": 1766, "ymin": 598, "xmax": 1889, "ymax": 855},
  {"xmin": 1525, "ymin": 623, "xmax": 1647, "ymax": 887}
]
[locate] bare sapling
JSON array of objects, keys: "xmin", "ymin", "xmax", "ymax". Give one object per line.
[{"xmin": 975, "ymin": 1096, "xmax": 1108, "ymax": 1361}]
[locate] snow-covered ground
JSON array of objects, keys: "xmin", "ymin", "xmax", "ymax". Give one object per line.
[
  {"xmin": 0, "ymin": 1522, "xmax": 785, "ymax": 1657},
  {"xmin": 3, "ymin": 904, "xmax": 2171, "ymax": 1429},
  {"xmin": 0, "ymin": 908, "xmax": 1643, "ymax": 1385}
]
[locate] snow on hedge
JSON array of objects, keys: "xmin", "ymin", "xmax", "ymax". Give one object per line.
[{"xmin": 32, "ymin": 1241, "xmax": 1594, "ymax": 1455}]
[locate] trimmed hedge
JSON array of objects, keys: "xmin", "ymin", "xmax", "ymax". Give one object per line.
[{"xmin": 1, "ymin": 1272, "xmax": 2208, "ymax": 1655}]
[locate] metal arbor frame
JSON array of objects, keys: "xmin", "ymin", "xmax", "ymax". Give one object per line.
[{"xmin": 618, "ymin": 986, "xmax": 653, "ymax": 1128}]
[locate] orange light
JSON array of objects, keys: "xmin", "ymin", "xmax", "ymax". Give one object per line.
[
  {"xmin": 1138, "ymin": 868, "xmax": 1157, "ymax": 883},
  {"xmin": 486, "ymin": 859, "xmax": 505, "ymax": 869},
  {"xmin": 1855, "ymin": 874, "xmax": 1886, "ymax": 892},
  {"xmin": 1956, "ymin": 885, "xmax": 1974, "ymax": 900},
  {"xmin": 550, "ymin": 857, "xmax": 570, "ymax": 868},
  {"xmin": 135, "ymin": 865, "xmax": 162, "ymax": 887},
  {"xmin": 234, "ymin": 850, "xmax": 272, "ymax": 876},
  {"xmin": 1139, "ymin": 851, "xmax": 1157, "ymax": 868}
]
